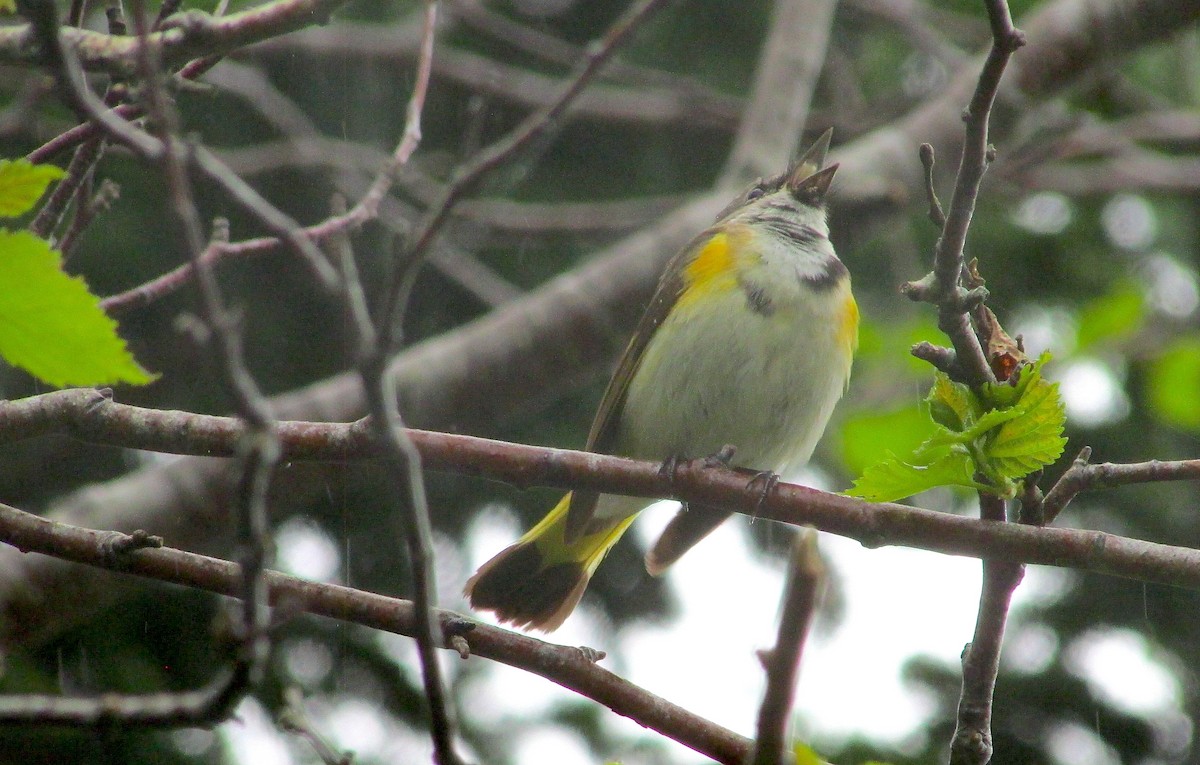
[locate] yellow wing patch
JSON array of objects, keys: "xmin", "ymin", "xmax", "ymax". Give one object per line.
[{"xmin": 676, "ymin": 229, "xmax": 743, "ymax": 310}]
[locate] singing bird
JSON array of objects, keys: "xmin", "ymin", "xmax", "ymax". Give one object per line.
[{"xmin": 466, "ymin": 130, "xmax": 857, "ymax": 631}]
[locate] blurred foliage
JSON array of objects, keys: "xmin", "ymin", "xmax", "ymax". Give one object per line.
[{"xmin": 1, "ymin": 0, "xmax": 1200, "ymax": 764}]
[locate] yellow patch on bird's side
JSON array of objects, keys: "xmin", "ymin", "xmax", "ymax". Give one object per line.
[
  {"xmin": 838, "ymin": 291, "xmax": 860, "ymax": 358},
  {"xmin": 676, "ymin": 230, "xmax": 743, "ymax": 310}
]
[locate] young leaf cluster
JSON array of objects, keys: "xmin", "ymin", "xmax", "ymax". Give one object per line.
[{"xmin": 847, "ymin": 354, "xmax": 1067, "ymax": 502}]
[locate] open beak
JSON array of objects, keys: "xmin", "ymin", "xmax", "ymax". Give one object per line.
[{"xmin": 786, "ymin": 128, "xmax": 838, "ymax": 202}]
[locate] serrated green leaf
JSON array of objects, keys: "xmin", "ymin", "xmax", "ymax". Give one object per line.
[
  {"xmin": 846, "ymin": 447, "xmax": 985, "ymax": 502},
  {"xmin": 986, "ymin": 378, "xmax": 1067, "ymax": 476},
  {"xmin": 0, "ymin": 159, "xmax": 64, "ymax": 217},
  {"xmin": 0, "ymin": 230, "xmax": 156, "ymax": 386},
  {"xmin": 851, "ymin": 351, "xmax": 1066, "ymax": 502},
  {"xmin": 963, "ymin": 405, "xmax": 1026, "ymax": 441},
  {"xmin": 928, "ymin": 371, "xmax": 975, "ymax": 431},
  {"xmin": 982, "ymin": 352, "xmax": 1051, "ymax": 409}
]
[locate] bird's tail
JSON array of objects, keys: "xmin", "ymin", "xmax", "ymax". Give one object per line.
[{"xmin": 464, "ymin": 492, "xmax": 637, "ymax": 632}]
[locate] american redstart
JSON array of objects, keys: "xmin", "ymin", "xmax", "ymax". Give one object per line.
[{"xmin": 466, "ymin": 130, "xmax": 857, "ymax": 631}]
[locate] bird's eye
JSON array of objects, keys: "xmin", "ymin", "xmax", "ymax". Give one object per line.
[{"xmin": 746, "ymin": 186, "xmax": 766, "ymax": 201}]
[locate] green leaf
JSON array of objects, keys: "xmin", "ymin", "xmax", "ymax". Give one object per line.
[
  {"xmin": 846, "ymin": 446, "xmax": 986, "ymax": 502},
  {"xmin": 838, "ymin": 405, "xmax": 939, "ymax": 476},
  {"xmin": 1148, "ymin": 335, "xmax": 1200, "ymax": 431},
  {"xmin": 0, "ymin": 230, "xmax": 156, "ymax": 386},
  {"xmin": 0, "ymin": 159, "xmax": 64, "ymax": 217},
  {"xmin": 928, "ymin": 371, "xmax": 975, "ymax": 431},
  {"xmin": 985, "ymin": 376, "xmax": 1068, "ymax": 477}
]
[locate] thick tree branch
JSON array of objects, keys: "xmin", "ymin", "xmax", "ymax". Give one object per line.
[{"xmin": 2, "ymin": 391, "xmax": 1200, "ymax": 593}]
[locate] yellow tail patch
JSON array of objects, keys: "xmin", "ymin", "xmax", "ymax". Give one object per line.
[{"xmin": 465, "ymin": 492, "xmax": 638, "ymax": 630}]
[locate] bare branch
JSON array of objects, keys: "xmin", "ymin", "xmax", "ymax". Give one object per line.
[
  {"xmin": 58, "ymin": 177, "xmax": 119, "ymax": 260},
  {"xmin": 949, "ymin": 494, "xmax": 1023, "ymax": 765},
  {"xmin": 749, "ymin": 529, "xmax": 825, "ymax": 765},
  {"xmin": 1041, "ymin": 448, "xmax": 1200, "ymax": 525},
  {"xmin": 334, "ymin": 194, "xmax": 467, "ymax": 762},
  {"xmin": 28, "ymin": 134, "xmax": 104, "ymax": 240},
  {"xmin": 4, "ymin": 391, "xmax": 1200, "ymax": 593},
  {"xmin": 1, "ymin": 0, "xmax": 358, "ymax": 75},
  {"xmin": 278, "ymin": 688, "xmax": 354, "ymax": 765},
  {"xmin": 393, "ymin": 1, "xmax": 436, "ymax": 166},
  {"xmin": 0, "ymin": 503, "xmax": 753, "ymax": 765},
  {"xmin": 901, "ymin": 1, "xmax": 1024, "ymax": 388},
  {"xmin": 242, "ymin": 21, "xmax": 741, "ymax": 131}
]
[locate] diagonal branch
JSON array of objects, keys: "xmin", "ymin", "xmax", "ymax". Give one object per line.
[
  {"xmin": 0, "ymin": 503, "xmax": 753, "ymax": 765},
  {"xmin": 720, "ymin": 0, "xmax": 839, "ymax": 185}
]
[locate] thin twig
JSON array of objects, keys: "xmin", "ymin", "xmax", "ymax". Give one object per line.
[
  {"xmin": 380, "ymin": 0, "xmax": 674, "ymax": 344},
  {"xmin": 318, "ymin": 4, "xmax": 465, "ymax": 758},
  {"xmin": 28, "ymin": 136, "xmax": 104, "ymax": 240},
  {"xmin": 334, "ymin": 192, "xmax": 467, "ymax": 765},
  {"xmin": 899, "ymin": 0, "xmax": 1026, "ymax": 388},
  {"xmin": 349, "ymin": 2, "xmax": 440, "ymax": 226},
  {"xmin": 749, "ymin": 529, "xmax": 825, "ymax": 765},
  {"xmin": 58, "ymin": 178, "xmax": 119, "ymax": 259},
  {"xmin": 395, "ymin": 1, "xmax": 436, "ymax": 166},
  {"xmin": 919, "ymin": 142, "xmax": 947, "ymax": 227},
  {"xmin": 1039, "ymin": 447, "xmax": 1200, "ymax": 525},
  {"xmin": 278, "ymin": 688, "xmax": 355, "ymax": 765}
]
